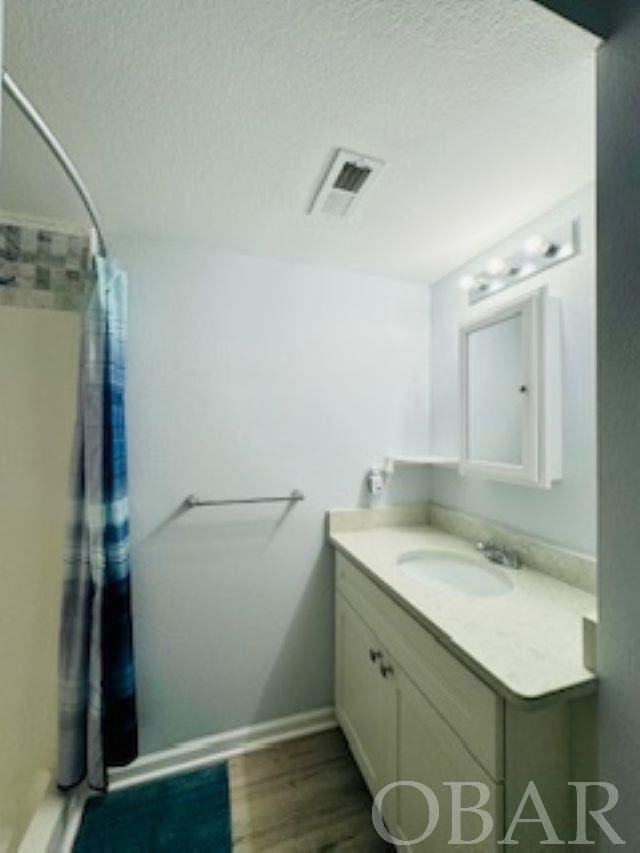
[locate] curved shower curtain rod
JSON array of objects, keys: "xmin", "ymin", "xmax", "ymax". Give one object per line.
[{"xmin": 1, "ymin": 68, "xmax": 108, "ymax": 258}]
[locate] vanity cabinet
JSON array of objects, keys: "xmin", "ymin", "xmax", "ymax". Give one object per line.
[
  {"xmin": 335, "ymin": 594, "xmax": 398, "ymax": 816},
  {"xmin": 396, "ymin": 670, "xmax": 501, "ymax": 852},
  {"xmin": 337, "ymin": 592, "xmax": 500, "ymax": 848},
  {"xmin": 335, "ymin": 552, "xmax": 587, "ymax": 851}
]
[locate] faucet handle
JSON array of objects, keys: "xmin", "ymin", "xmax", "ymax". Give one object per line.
[{"xmin": 504, "ymin": 548, "xmax": 522, "ymax": 570}]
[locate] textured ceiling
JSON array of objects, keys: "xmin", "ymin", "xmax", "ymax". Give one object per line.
[{"xmin": 0, "ymin": 0, "xmax": 597, "ymax": 283}]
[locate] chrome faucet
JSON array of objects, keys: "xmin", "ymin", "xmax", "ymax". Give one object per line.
[{"xmin": 475, "ymin": 540, "xmax": 521, "ymax": 570}]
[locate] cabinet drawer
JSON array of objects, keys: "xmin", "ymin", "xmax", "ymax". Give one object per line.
[{"xmin": 336, "ymin": 552, "xmax": 504, "ymax": 780}]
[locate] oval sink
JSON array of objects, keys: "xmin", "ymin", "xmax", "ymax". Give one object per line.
[{"xmin": 397, "ymin": 549, "xmax": 513, "ymax": 598}]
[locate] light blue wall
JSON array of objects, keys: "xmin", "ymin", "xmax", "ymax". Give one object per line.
[
  {"xmin": 117, "ymin": 236, "xmax": 430, "ymax": 754},
  {"xmin": 429, "ymin": 187, "xmax": 596, "ymax": 554},
  {"xmin": 116, "ymin": 188, "xmax": 596, "ymax": 757}
]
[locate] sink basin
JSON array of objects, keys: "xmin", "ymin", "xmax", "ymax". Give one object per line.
[{"xmin": 397, "ymin": 549, "xmax": 513, "ymax": 598}]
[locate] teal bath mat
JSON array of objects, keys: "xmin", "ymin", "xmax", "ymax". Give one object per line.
[{"xmin": 73, "ymin": 763, "xmax": 231, "ymax": 852}]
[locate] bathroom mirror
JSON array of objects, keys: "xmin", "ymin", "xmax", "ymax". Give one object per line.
[
  {"xmin": 467, "ymin": 311, "xmax": 525, "ymax": 466},
  {"xmin": 459, "ymin": 287, "xmax": 562, "ymax": 487}
]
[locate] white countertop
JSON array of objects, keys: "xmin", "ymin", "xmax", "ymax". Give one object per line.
[{"xmin": 330, "ymin": 523, "xmax": 597, "ymax": 706}]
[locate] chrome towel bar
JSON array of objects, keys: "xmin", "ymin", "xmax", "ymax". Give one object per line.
[{"xmin": 185, "ymin": 489, "xmax": 304, "ymax": 508}]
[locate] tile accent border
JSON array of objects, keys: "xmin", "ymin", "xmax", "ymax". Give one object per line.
[
  {"xmin": 0, "ymin": 214, "xmax": 91, "ymax": 312},
  {"xmin": 327, "ymin": 501, "xmax": 597, "ymax": 594}
]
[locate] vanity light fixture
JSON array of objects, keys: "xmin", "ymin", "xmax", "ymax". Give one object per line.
[
  {"xmin": 523, "ymin": 234, "xmax": 558, "ymax": 259},
  {"xmin": 460, "ymin": 273, "xmax": 494, "ymax": 293},
  {"xmin": 486, "ymin": 256, "xmax": 511, "ymax": 277},
  {"xmin": 465, "ymin": 218, "xmax": 579, "ymax": 305},
  {"xmin": 459, "ymin": 274, "xmax": 477, "ymax": 291}
]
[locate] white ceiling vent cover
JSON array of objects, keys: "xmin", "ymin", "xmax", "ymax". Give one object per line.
[{"xmin": 308, "ymin": 149, "xmax": 384, "ymax": 218}]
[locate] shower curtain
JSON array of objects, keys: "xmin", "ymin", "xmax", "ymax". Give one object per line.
[{"xmin": 57, "ymin": 257, "xmax": 138, "ymax": 791}]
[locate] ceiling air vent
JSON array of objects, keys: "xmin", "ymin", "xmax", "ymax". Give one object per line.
[{"xmin": 308, "ymin": 148, "xmax": 384, "ymax": 218}]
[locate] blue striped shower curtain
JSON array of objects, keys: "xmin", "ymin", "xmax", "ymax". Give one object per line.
[{"xmin": 57, "ymin": 258, "xmax": 138, "ymax": 791}]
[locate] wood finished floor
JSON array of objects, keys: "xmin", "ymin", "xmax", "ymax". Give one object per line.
[{"xmin": 228, "ymin": 728, "xmax": 393, "ymax": 851}]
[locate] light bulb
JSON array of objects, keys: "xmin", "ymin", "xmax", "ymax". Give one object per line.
[
  {"xmin": 524, "ymin": 235, "xmax": 555, "ymax": 258},
  {"xmin": 486, "ymin": 257, "xmax": 509, "ymax": 277},
  {"xmin": 459, "ymin": 274, "xmax": 477, "ymax": 291}
]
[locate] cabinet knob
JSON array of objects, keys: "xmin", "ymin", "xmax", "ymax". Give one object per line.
[
  {"xmin": 518, "ymin": 384, "xmax": 528, "ymax": 394},
  {"xmin": 380, "ymin": 662, "xmax": 394, "ymax": 678},
  {"xmin": 369, "ymin": 648, "xmax": 382, "ymax": 663}
]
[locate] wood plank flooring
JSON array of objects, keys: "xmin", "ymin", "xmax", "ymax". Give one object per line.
[{"xmin": 229, "ymin": 728, "xmax": 393, "ymax": 851}]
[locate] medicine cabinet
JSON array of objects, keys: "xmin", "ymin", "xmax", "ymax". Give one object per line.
[{"xmin": 459, "ymin": 287, "xmax": 561, "ymax": 487}]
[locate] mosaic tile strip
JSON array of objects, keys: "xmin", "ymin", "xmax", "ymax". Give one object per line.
[{"xmin": 0, "ymin": 219, "xmax": 91, "ymax": 312}]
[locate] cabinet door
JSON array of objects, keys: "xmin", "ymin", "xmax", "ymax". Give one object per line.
[
  {"xmin": 395, "ymin": 670, "xmax": 501, "ymax": 852},
  {"xmin": 459, "ymin": 287, "xmax": 561, "ymax": 487},
  {"xmin": 335, "ymin": 594, "xmax": 397, "ymax": 806}
]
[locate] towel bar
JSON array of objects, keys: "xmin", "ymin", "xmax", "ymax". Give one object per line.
[{"xmin": 185, "ymin": 490, "xmax": 304, "ymax": 508}]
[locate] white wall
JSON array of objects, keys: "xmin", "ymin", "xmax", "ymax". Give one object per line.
[
  {"xmin": 117, "ymin": 236, "xmax": 430, "ymax": 754},
  {"xmin": 428, "ymin": 187, "xmax": 596, "ymax": 554},
  {"xmin": 0, "ymin": 308, "xmax": 79, "ymax": 851}
]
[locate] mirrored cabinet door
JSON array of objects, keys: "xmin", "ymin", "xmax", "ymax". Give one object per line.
[
  {"xmin": 459, "ymin": 287, "xmax": 561, "ymax": 488},
  {"xmin": 467, "ymin": 309, "xmax": 527, "ymax": 466}
]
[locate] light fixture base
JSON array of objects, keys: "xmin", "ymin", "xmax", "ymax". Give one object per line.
[{"xmin": 467, "ymin": 218, "xmax": 579, "ymax": 305}]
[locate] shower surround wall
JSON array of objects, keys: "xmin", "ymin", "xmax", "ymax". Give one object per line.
[
  {"xmin": 118, "ymin": 236, "xmax": 431, "ymax": 755},
  {"xmin": 0, "ymin": 216, "xmax": 84, "ymax": 849}
]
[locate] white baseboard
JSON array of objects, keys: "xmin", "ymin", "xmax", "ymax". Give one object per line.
[
  {"xmin": 17, "ymin": 789, "xmax": 84, "ymax": 853},
  {"xmin": 18, "ymin": 706, "xmax": 336, "ymax": 852},
  {"xmin": 110, "ymin": 705, "xmax": 337, "ymax": 791}
]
